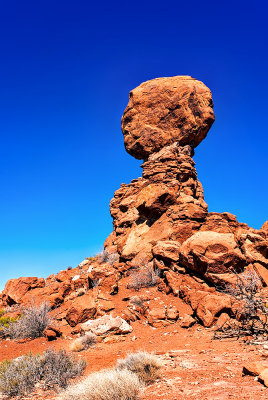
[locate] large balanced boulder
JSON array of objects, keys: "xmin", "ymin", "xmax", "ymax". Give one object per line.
[{"xmin": 122, "ymin": 76, "xmax": 215, "ymax": 160}]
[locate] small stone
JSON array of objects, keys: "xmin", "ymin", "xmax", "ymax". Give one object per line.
[{"xmin": 180, "ymin": 314, "xmax": 196, "ymax": 328}]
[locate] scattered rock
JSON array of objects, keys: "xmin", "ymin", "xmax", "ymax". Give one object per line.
[
  {"xmin": 243, "ymin": 361, "xmax": 268, "ymax": 376},
  {"xmin": 152, "ymin": 241, "xmax": 181, "ymax": 263},
  {"xmin": 216, "ymin": 313, "xmax": 230, "ymax": 329},
  {"xmin": 65, "ymin": 295, "xmax": 97, "ymax": 327},
  {"xmin": 80, "ymin": 315, "xmax": 133, "ymax": 336},
  {"xmin": 259, "ymin": 369, "xmax": 268, "ymax": 387},
  {"xmin": 180, "ymin": 314, "xmax": 196, "ymax": 328}
]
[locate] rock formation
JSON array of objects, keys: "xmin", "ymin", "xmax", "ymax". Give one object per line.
[
  {"xmin": 1, "ymin": 75, "xmax": 268, "ymax": 335},
  {"xmin": 106, "ymin": 76, "xmax": 214, "ymax": 260},
  {"xmin": 106, "ymin": 75, "xmax": 268, "ymax": 287}
]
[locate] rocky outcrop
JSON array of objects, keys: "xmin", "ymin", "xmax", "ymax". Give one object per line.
[
  {"xmin": 106, "ymin": 75, "xmax": 267, "ymax": 279},
  {"xmin": 104, "ymin": 75, "xmax": 268, "ymax": 327},
  {"xmin": 1, "ymin": 277, "xmax": 45, "ymax": 306}
]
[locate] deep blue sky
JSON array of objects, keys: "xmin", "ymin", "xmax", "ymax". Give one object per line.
[{"xmin": 0, "ymin": 1, "xmax": 267, "ymax": 289}]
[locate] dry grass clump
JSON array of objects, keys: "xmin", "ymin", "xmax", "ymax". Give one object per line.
[
  {"xmin": 0, "ymin": 349, "xmax": 86, "ymax": 398},
  {"xmin": 116, "ymin": 351, "xmax": 162, "ymax": 384},
  {"xmin": 98, "ymin": 249, "xmax": 119, "ymax": 266},
  {"xmin": 70, "ymin": 333, "xmax": 97, "ymax": 352},
  {"xmin": 127, "ymin": 266, "xmax": 160, "ymax": 291},
  {"xmin": 59, "ymin": 368, "xmax": 143, "ymax": 400},
  {"xmin": 4, "ymin": 302, "xmax": 52, "ymax": 339},
  {"xmin": 59, "ymin": 351, "xmax": 161, "ymax": 400}
]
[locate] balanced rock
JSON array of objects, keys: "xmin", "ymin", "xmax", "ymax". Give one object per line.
[
  {"xmin": 122, "ymin": 76, "xmax": 215, "ymax": 159},
  {"xmin": 1, "ymin": 75, "xmax": 268, "ymax": 336}
]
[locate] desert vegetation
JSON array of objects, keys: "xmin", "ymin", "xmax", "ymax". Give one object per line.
[
  {"xmin": 215, "ymin": 270, "xmax": 268, "ymax": 340},
  {"xmin": 60, "ymin": 369, "xmax": 142, "ymax": 400},
  {"xmin": 0, "ymin": 310, "xmax": 18, "ymax": 333},
  {"xmin": 60, "ymin": 351, "xmax": 161, "ymax": 400},
  {"xmin": 98, "ymin": 249, "xmax": 119, "ymax": 266},
  {"xmin": 70, "ymin": 332, "xmax": 97, "ymax": 352},
  {"xmin": 1, "ymin": 302, "xmax": 51, "ymax": 339},
  {"xmin": 116, "ymin": 351, "xmax": 162, "ymax": 384},
  {"xmin": 127, "ymin": 265, "xmax": 160, "ymax": 290},
  {"xmin": 0, "ymin": 349, "xmax": 86, "ymax": 397}
]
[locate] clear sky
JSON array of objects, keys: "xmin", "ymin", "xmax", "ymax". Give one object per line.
[{"xmin": 0, "ymin": 1, "xmax": 267, "ymax": 290}]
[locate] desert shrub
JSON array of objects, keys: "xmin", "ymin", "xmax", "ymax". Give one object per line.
[
  {"xmin": 4, "ymin": 302, "xmax": 52, "ymax": 339},
  {"xmin": 127, "ymin": 266, "xmax": 160, "ymax": 291},
  {"xmin": 41, "ymin": 349, "xmax": 86, "ymax": 389},
  {"xmin": 0, "ymin": 315, "xmax": 18, "ymax": 329},
  {"xmin": 0, "ymin": 354, "xmax": 42, "ymax": 397},
  {"xmin": 215, "ymin": 270, "xmax": 268, "ymax": 340},
  {"xmin": 0, "ymin": 349, "xmax": 86, "ymax": 398},
  {"xmin": 98, "ymin": 249, "xmax": 119, "ymax": 266},
  {"xmin": 59, "ymin": 368, "xmax": 143, "ymax": 400},
  {"xmin": 90, "ymin": 279, "xmax": 100, "ymax": 288},
  {"xmin": 0, "ymin": 311, "xmax": 20, "ymax": 338},
  {"xmin": 116, "ymin": 352, "xmax": 162, "ymax": 384},
  {"xmin": 70, "ymin": 332, "xmax": 97, "ymax": 352}
]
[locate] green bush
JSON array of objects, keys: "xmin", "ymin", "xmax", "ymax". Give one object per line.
[
  {"xmin": 0, "ymin": 310, "xmax": 19, "ymax": 337},
  {"xmin": 0, "ymin": 315, "xmax": 18, "ymax": 329}
]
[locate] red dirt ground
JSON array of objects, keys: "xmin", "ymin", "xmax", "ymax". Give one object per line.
[{"xmin": 1, "ymin": 321, "xmax": 267, "ymax": 400}]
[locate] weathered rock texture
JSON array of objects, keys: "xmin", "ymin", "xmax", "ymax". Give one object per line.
[
  {"xmin": 122, "ymin": 76, "xmax": 215, "ymax": 159},
  {"xmin": 107, "ymin": 142, "xmax": 208, "ymax": 261}
]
